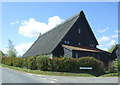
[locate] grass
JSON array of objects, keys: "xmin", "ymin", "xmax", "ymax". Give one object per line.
[
  {"xmin": 0, "ymin": 64, "xmax": 119, "ymax": 77},
  {"xmin": 100, "ymin": 73, "xmax": 119, "ymax": 77},
  {"xmin": 0, "ymin": 64, "xmax": 95, "ymax": 77},
  {"xmin": 100, "ymin": 71, "xmax": 120, "ymax": 77}
]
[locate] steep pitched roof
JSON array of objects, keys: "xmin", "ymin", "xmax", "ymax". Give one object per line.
[
  {"xmin": 23, "ymin": 12, "xmax": 81, "ymax": 57},
  {"xmin": 23, "ymin": 11, "xmax": 98, "ymax": 57}
]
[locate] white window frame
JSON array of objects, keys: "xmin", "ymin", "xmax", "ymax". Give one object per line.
[
  {"xmin": 67, "ymin": 41, "xmax": 70, "ymax": 44},
  {"xmin": 64, "ymin": 41, "xmax": 67, "ymax": 44},
  {"xmin": 78, "ymin": 29, "xmax": 81, "ymax": 34},
  {"xmin": 91, "ymin": 44, "xmax": 94, "ymax": 47},
  {"xmin": 76, "ymin": 53, "xmax": 79, "ymax": 58},
  {"xmin": 89, "ymin": 44, "xmax": 94, "ymax": 47}
]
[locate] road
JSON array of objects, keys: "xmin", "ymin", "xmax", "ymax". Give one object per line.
[
  {"xmin": 1, "ymin": 67, "xmax": 54, "ymax": 83},
  {"xmin": 1, "ymin": 66, "xmax": 119, "ymax": 84}
]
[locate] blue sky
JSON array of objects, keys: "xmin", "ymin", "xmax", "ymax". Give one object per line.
[{"xmin": 1, "ymin": 2, "xmax": 119, "ymax": 56}]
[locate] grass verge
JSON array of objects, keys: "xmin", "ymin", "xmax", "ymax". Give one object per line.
[
  {"xmin": 0, "ymin": 64, "xmax": 95, "ymax": 77},
  {"xmin": 0, "ymin": 64, "xmax": 119, "ymax": 77},
  {"xmin": 100, "ymin": 71, "xmax": 119, "ymax": 77}
]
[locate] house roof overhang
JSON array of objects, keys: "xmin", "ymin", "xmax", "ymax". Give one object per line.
[{"xmin": 62, "ymin": 44, "xmax": 109, "ymax": 53}]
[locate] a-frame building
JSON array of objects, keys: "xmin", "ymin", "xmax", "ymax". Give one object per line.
[{"xmin": 23, "ymin": 11, "xmax": 116, "ymax": 66}]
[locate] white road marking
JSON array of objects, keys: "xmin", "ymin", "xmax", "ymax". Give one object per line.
[
  {"xmin": 42, "ymin": 78, "xmax": 46, "ymax": 79},
  {"xmin": 50, "ymin": 81, "xmax": 56, "ymax": 83},
  {"xmin": 27, "ymin": 73, "xmax": 33, "ymax": 75},
  {"xmin": 52, "ymin": 78, "xmax": 58, "ymax": 81},
  {"xmin": 37, "ymin": 75, "xmax": 42, "ymax": 77}
]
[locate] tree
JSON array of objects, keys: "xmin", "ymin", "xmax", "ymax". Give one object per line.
[
  {"xmin": 108, "ymin": 45, "xmax": 116, "ymax": 53},
  {"xmin": 0, "ymin": 50, "xmax": 4, "ymax": 57},
  {"xmin": 7, "ymin": 49, "xmax": 16, "ymax": 57},
  {"xmin": 6, "ymin": 40, "xmax": 17, "ymax": 57}
]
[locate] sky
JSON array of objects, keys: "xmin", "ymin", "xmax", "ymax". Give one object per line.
[{"xmin": 1, "ymin": 2, "xmax": 119, "ymax": 57}]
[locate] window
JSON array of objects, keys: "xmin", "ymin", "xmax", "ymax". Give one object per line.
[
  {"xmin": 64, "ymin": 41, "xmax": 67, "ymax": 44},
  {"xmin": 78, "ymin": 29, "xmax": 81, "ymax": 34},
  {"xmin": 64, "ymin": 41, "xmax": 70, "ymax": 44},
  {"xmin": 76, "ymin": 53, "xmax": 79, "ymax": 58},
  {"xmin": 89, "ymin": 44, "xmax": 94, "ymax": 47},
  {"xmin": 67, "ymin": 41, "xmax": 70, "ymax": 44}
]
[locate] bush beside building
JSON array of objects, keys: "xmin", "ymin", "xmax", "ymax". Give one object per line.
[{"xmin": 1, "ymin": 56, "xmax": 105, "ymax": 74}]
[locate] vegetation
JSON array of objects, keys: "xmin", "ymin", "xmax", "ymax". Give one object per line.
[
  {"xmin": 114, "ymin": 58, "xmax": 120, "ymax": 71},
  {"xmin": 108, "ymin": 45, "xmax": 116, "ymax": 53},
  {"xmin": 77, "ymin": 57, "xmax": 105, "ymax": 75},
  {"xmin": 6, "ymin": 49, "xmax": 16, "ymax": 57},
  {"xmin": 0, "ymin": 64, "xmax": 95, "ymax": 77},
  {"xmin": 107, "ymin": 44, "xmax": 120, "ymax": 73},
  {"xmin": 1, "ymin": 44, "xmax": 119, "ymax": 77},
  {"xmin": 1, "ymin": 56, "xmax": 105, "ymax": 76},
  {"xmin": 0, "ymin": 50, "xmax": 4, "ymax": 57},
  {"xmin": 6, "ymin": 40, "xmax": 17, "ymax": 57},
  {"xmin": 0, "ymin": 64, "xmax": 118, "ymax": 77},
  {"xmin": 0, "ymin": 50, "xmax": 5, "ymax": 62}
]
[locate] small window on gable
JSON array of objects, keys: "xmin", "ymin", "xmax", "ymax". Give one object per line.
[
  {"xmin": 64, "ymin": 41, "xmax": 67, "ymax": 44},
  {"xmin": 89, "ymin": 44, "xmax": 94, "ymax": 47},
  {"xmin": 67, "ymin": 41, "xmax": 70, "ymax": 44},
  {"xmin": 78, "ymin": 43, "xmax": 81, "ymax": 45},
  {"xmin": 78, "ymin": 29, "xmax": 81, "ymax": 34},
  {"xmin": 91, "ymin": 44, "xmax": 94, "ymax": 47},
  {"xmin": 64, "ymin": 41, "xmax": 70, "ymax": 44}
]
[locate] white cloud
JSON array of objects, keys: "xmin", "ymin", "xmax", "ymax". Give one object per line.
[
  {"xmin": 2, "ymin": 48, "xmax": 8, "ymax": 54},
  {"xmin": 10, "ymin": 22, "xmax": 15, "ymax": 25},
  {"xmin": 106, "ymin": 40, "xmax": 116, "ymax": 47},
  {"xmin": 97, "ymin": 47, "xmax": 108, "ymax": 51},
  {"xmin": 15, "ymin": 42, "xmax": 34, "ymax": 57},
  {"xmin": 2, "ymin": 42, "xmax": 34, "ymax": 57},
  {"xmin": 48, "ymin": 16, "xmax": 64, "ymax": 28},
  {"xmin": 111, "ymin": 34, "xmax": 119, "ymax": 38},
  {"xmin": 98, "ymin": 36, "xmax": 110, "ymax": 42},
  {"xmin": 97, "ymin": 39, "xmax": 116, "ymax": 51},
  {"xmin": 16, "ymin": 20, "xmax": 19, "ymax": 24},
  {"xmin": 10, "ymin": 20, "xmax": 19, "ymax": 25},
  {"xmin": 19, "ymin": 16, "xmax": 64, "ymax": 37},
  {"xmin": 115, "ymin": 30, "xmax": 120, "ymax": 33},
  {"xmin": 98, "ymin": 27, "xmax": 109, "ymax": 33}
]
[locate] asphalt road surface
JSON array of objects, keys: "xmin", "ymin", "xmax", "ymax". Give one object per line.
[
  {"xmin": 1, "ymin": 66, "xmax": 119, "ymax": 84},
  {"xmin": 1, "ymin": 67, "xmax": 53, "ymax": 83}
]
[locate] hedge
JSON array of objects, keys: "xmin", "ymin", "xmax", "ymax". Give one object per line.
[
  {"xmin": 12, "ymin": 57, "xmax": 23, "ymax": 67},
  {"xmin": 36, "ymin": 55, "xmax": 50, "ymax": 71},
  {"xmin": 1, "ymin": 56, "xmax": 105, "ymax": 74},
  {"xmin": 77, "ymin": 57, "xmax": 105, "ymax": 74},
  {"xmin": 2, "ymin": 57, "xmax": 13, "ymax": 66},
  {"xmin": 26, "ymin": 56, "xmax": 37, "ymax": 70}
]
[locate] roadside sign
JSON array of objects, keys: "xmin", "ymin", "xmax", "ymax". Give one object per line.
[{"xmin": 79, "ymin": 67, "xmax": 92, "ymax": 70}]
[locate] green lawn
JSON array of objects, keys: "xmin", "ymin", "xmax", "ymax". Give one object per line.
[{"xmin": 0, "ymin": 64, "xmax": 119, "ymax": 77}]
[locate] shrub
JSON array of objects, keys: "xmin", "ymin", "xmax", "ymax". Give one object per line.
[
  {"xmin": 26, "ymin": 56, "xmax": 38, "ymax": 70},
  {"xmin": 36, "ymin": 55, "xmax": 50, "ymax": 71},
  {"xmin": 77, "ymin": 57, "xmax": 105, "ymax": 74},
  {"xmin": 12, "ymin": 58, "xmax": 23, "ymax": 67},
  {"xmin": 51, "ymin": 57, "xmax": 77, "ymax": 72},
  {"xmin": 1, "ymin": 55, "xmax": 105, "ymax": 75},
  {"xmin": 21, "ymin": 58, "xmax": 28, "ymax": 69},
  {"xmin": 1, "ymin": 57, "xmax": 13, "ymax": 66}
]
